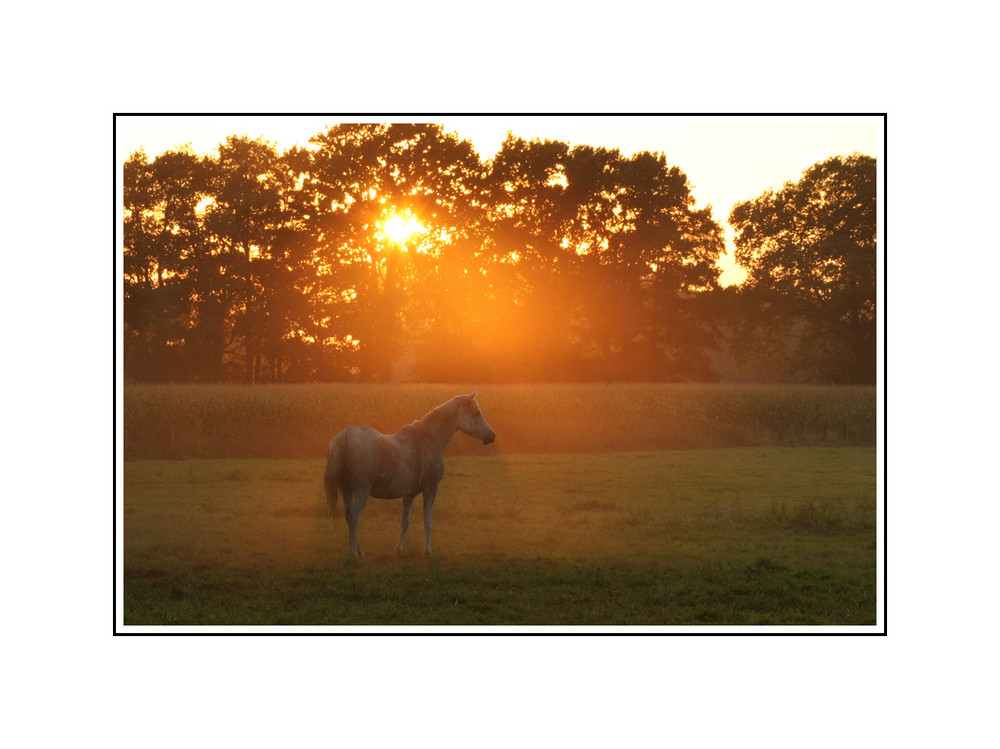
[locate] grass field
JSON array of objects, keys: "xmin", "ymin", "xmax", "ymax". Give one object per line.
[{"xmin": 123, "ymin": 447, "xmax": 877, "ymax": 626}]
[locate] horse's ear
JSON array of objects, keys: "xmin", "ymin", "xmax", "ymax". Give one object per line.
[{"xmin": 468, "ymin": 390, "xmax": 478, "ymax": 400}]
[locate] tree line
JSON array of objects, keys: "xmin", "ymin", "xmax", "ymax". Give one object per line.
[{"xmin": 123, "ymin": 123, "xmax": 875, "ymax": 384}]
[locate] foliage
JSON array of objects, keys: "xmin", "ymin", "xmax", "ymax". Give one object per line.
[
  {"xmin": 472, "ymin": 138, "xmax": 725, "ymax": 382},
  {"xmin": 123, "ymin": 147, "xmax": 211, "ymax": 381},
  {"xmin": 728, "ymin": 154, "xmax": 876, "ymax": 383},
  {"xmin": 301, "ymin": 124, "xmax": 488, "ymax": 382},
  {"xmin": 203, "ymin": 136, "xmax": 315, "ymax": 383},
  {"xmin": 123, "ymin": 125, "xmax": 734, "ymax": 383},
  {"xmin": 123, "ymin": 448, "xmax": 876, "ymax": 625},
  {"xmin": 124, "ymin": 130, "xmax": 877, "ymax": 385}
]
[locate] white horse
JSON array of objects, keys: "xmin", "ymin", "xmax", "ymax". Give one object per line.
[{"xmin": 324, "ymin": 391, "xmax": 496, "ymax": 558}]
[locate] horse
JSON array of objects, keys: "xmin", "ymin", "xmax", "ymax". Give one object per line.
[{"xmin": 324, "ymin": 391, "xmax": 496, "ymax": 558}]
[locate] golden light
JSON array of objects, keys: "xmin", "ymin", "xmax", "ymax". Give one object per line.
[{"xmin": 382, "ymin": 212, "xmax": 425, "ymax": 245}]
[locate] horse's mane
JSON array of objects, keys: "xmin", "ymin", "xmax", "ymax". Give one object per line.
[{"xmin": 395, "ymin": 397, "xmax": 460, "ymax": 444}]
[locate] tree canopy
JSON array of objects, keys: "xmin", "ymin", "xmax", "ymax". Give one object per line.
[
  {"xmin": 123, "ymin": 126, "xmax": 877, "ymax": 385},
  {"xmin": 728, "ymin": 153, "xmax": 876, "ymax": 383}
]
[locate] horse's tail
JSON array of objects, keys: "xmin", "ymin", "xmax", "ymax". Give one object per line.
[{"xmin": 324, "ymin": 434, "xmax": 344, "ymax": 516}]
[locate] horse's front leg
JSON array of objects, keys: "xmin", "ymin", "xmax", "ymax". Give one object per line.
[
  {"xmin": 396, "ymin": 495, "xmax": 416, "ymax": 553},
  {"xmin": 422, "ymin": 486, "xmax": 438, "ymax": 555}
]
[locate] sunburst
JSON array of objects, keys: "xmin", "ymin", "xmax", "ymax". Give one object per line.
[{"xmin": 382, "ymin": 212, "xmax": 425, "ymax": 245}]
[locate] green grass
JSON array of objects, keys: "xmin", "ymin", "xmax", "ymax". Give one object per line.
[
  {"xmin": 123, "ymin": 448, "xmax": 876, "ymax": 626},
  {"xmin": 123, "ymin": 383, "xmax": 876, "ymax": 459}
]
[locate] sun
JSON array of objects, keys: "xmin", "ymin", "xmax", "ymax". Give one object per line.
[{"xmin": 382, "ymin": 212, "xmax": 425, "ymax": 245}]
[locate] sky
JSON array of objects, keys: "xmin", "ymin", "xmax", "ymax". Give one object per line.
[{"xmin": 117, "ymin": 114, "xmax": 881, "ymax": 286}]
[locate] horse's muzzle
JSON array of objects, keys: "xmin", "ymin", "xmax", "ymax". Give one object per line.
[{"xmin": 482, "ymin": 431, "xmax": 496, "ymax": 445}]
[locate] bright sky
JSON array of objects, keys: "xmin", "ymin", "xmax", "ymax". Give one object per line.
[{"xmin": 116, "ymin": 115, "xmax": 882, "ymax": 286}]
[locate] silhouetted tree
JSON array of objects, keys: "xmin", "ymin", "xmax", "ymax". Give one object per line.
[
  {"xmin": 123, "ymin": 124, "xmax": 745, "ymax": 385},
  {"xmin": 728, "ymin": 154, "xmax": 876, "ymax": 383},
  {"xmin": 203, "ymin": 136, "xmax": 317, "ymax": 382},
  {"xmin": 478, "ymin": 136, "xmax": 725, "ymax": 381},
  {"xmin": 123, "ymin": 147, "xmax": 209, "ymax": 381},
  {"xmin": 301, "ymin": 124, "xmax": 487, "ymax": 381}
]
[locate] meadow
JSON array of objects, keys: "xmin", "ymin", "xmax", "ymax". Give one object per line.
[{"xmin": 122, "ymin": 384, "xmax": 878, "ymax": 627}]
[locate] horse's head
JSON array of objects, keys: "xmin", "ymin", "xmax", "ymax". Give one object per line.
[{"xmin": 458, "ymin": 390, "xmax": 496, "ymax": 445}]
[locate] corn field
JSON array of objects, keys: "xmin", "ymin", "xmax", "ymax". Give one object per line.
[{"xmin": 123, "ymin": 383, "xmax": 877, "ymax": 460}]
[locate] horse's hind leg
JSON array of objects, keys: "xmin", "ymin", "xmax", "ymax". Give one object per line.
[
  {"xmin": 422, "ymin": 486, "xmax": 438, "ymax": 555},
  {"xmin": 396, "ymin": 494, "xmax": 416, "ymax": 553},
  {"xmin": 343, "ymin": 484, "xmax": 368, "ymax": 559}
]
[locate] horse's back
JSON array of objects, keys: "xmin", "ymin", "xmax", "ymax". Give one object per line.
[
  {"xmin": 335, "ymin": 424, "xmax": 384, "ymax": 447},
  {"xmin": 329, "ymin": 425, "xmax": 385, "ymax": 477}
]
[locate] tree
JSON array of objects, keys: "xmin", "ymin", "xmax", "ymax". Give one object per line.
[
  {"xmin": 477, "ymin": 136, "xmax": 726, "ymax": 381},
  {"xmin": 301, "ymin": 124, "xmax": 487, "ymax": 381},
  {"xmin": 123, "ymin": 125, "xmax": 731, "ymax": 384},
  {"xmin": 123, "ymin": 146, "xmax": 209, "ymax": 381},
  {"xmin": 203, "ymin": 136, "xmax": 316, "ymax": 383},
  {"xmin": 728, "ymin": 154, "xmax": 876, "ymax": 383}
]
